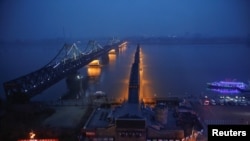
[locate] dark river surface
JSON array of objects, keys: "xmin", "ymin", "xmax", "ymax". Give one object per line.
[{"xmin": 1, "ymin": 42, "xmax": 250, "ymax": 102}]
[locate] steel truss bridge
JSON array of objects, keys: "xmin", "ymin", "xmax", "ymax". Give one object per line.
[{"xmin": 3, "ymin": 38, "xmax": 127, "ymax": 103}]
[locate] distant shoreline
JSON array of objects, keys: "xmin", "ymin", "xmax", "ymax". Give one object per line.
[{"xmin": 0, "ymin": 36, "xmax": 249, "ymax": 45}]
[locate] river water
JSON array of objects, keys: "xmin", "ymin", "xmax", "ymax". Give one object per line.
[{"xmin": 1, "ymin": 42, "xmax": 250, "ymax": 102}]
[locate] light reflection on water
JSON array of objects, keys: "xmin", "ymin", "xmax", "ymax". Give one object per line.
[
  {"xmin": 108, "ymin": 53, "xmax": 116, "ymax": 65},
  {"xmin": 141, "ymin": 44, "xmax": 250, "ymax": 99},
  {"xmin": 87, "ymin": 66, "xmax": 101, "ymax": 77},
  {"xmin": 1, "ymin": 43, "xmax": 250, "ymax": 102}
]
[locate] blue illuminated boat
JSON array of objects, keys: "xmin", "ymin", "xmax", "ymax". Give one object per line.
[
  {"xmin": 207, "ymin": 80, "xmax": 250, "ymax": 93},
  {"xmin": 206, "ymin": 87, "xmax": 241, "ymax": 94}
]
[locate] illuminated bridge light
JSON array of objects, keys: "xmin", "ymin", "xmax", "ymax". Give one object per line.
[
  {"xmin": 88, "ymin": 60, "xmax": 100, "ymax": 66},
  {"xmin": 109, "ymin": 49, "xmax": 116, "ymax": 54},
  {"xmin": 3, "ymin": 40, "xmax": 126, "ymax": 103},
  {"xmin": 118, "ymin": 41, "xmax": 128, "ymax": 47},
  {"xmin": 87, "ymin": 67, "xmax": 101, "ymax": 77}
]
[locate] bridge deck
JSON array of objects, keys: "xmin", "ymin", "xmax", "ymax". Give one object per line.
[{"xmin": 3, "ymin": 41, "xmax": 126, "ymax": 103}]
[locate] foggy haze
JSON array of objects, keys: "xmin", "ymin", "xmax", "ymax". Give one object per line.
[{"xmin": 0, "ymin": 0, "xmax": 249, "ymax": 40}]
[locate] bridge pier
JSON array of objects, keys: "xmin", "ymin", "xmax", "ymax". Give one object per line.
[
  {"xmin": 100, "ymin": 54, "xmax": 109, "ymax": 65},
  {"xmin": 63, "ymin": 72, "xmax": 84, "ymax": 99},
  {"xmin": 87, "ymin": 66, "xmax": 101, "ymax": 78},
  {"xmin": 3, "ymin": 40, "xmax": 127, "ymax": 104},
  {"xmin": 88, "ymin": 60, "xmax": 101, "ymax": 67},
  {"xmin": 99, "ymin": 51, "xmax": 117, "ymax": 66}
]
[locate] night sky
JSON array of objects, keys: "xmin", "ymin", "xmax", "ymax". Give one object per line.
[{"xmin": 0, "ymin": 0, "xmax": 249, "ymax": 40}]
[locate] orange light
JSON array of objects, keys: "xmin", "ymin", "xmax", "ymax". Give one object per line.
[
  {"xmin": 88, "ymin": 60, "xmax": 100, "ymax": 66},
  {"xmin": 87, "ymin": 67, "xmax": 101, "ymax": 77},
  {"xmin": 108, "ymin": 54, "xmax": 116, "ymax": 64},
  {"xmin": 86, "ymin": 131, "xmax": 96, "ymax": 136},
  {"xmin": 29, "ymin": 131, "xmax": 35, "ymax": 139},
  {"xmin": 109, "ymin": 49, "xmax": 116, "ymax": 54}
]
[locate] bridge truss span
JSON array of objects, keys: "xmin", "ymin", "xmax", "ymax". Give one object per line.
[{"xmin": 3, "ymin": 39, "xmax": 126, "ymax": 103}]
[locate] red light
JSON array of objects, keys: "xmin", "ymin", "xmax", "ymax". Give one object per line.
[
  {"xmin": 86, "ymin": 131, "xmax": 96, "ymax": 137},
  {"xmin": 18, "ymin": 139, "xmax": 59, "ymax": 141}
]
